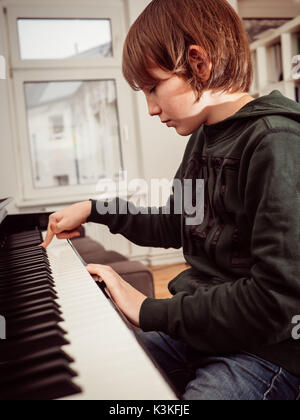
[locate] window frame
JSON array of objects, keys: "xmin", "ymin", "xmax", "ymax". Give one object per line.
[
  {"xmin": 5, "ymin": 0, "xmax": 139, "ymax": 205},
  {"xmin": 7, "ymin": 4, "xmax": 123, "ymax": 69}
]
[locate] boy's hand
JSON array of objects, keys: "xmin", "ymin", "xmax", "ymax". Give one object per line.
[
  {"xmin": 86, "ymin": 264, "xmax": 147, "ymax": 327},
  {"xmin": 41, "ymin": 201, "xmax": 92, "ymax": 248}
]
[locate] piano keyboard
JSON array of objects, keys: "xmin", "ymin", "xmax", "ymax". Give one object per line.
[{"xmin": 0, "ymin": 228, "xmax": 177, "ymax": 400}]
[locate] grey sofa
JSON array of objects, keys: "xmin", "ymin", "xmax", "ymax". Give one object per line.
[{"xmin": 70, "ymin": 235, "xmax": 155, "ymax": 298}]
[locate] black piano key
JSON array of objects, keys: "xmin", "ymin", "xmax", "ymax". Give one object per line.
[
  {"xmin": 0, "ymin": 272, "xmax": 50, "ymax": 284},
  {"xmin": 2, "ymin": 257, "xmax": 50, "ymax": 269},
  {"xmin": 7, "ymin": 232, "xmax": 41, "ymax": 241},
  {"xmin": 6, "ymin": 320, "xmax": 66, "ymax": 340},
  {"xmin": 8, "ymin": 235, "xmax": 42, "ymax": 244},
  {"xmin": 9, "ymin": 320, "xmax": 65, "ymax": 338},
  {"xmin": 0, "ymin": 248, "xmax": 46, "ymax": 258},
  {"xmin": 6, "ymin": 241, "xmax": 42, "ymax": 251},
  {"xmin": 0, "ymin": 246, "xmax": 45, "ymax": 259},
  {"xmin": 8, "ymin": 310, "xmax": 63, "ymax": 334},
  {"xmin": 0, "ymin": 256, "xmax": 50, "ymax": 272},
  {"xmin": 0, "ymin": 347, "xmax": 74, "ymax": 378},
  {"xmin": 0, "ymin": 284, "xmax": 57, "ymax": 301},
  {"xmin": 0, "ymin": 246, "xmax": 46, "ymax": 258},
  {"xmin": 6, "ymin": 236, "xmax": 42, "ymax": 247},
  {"xmin": 7, "ymin": 230, "xmax": 41, "ymax": 240},
  {"xmin": 3, "ymin": 238, "xmax": 41, "ymax": 249},
  {"xmin": 0, "ymin": 359, "xmax": 77, "ymax": 388},
  {"xmin": 0, "ymin": 373, "xmax": 81, "ymax": 400},
  {"xmin": 0, "ymin": 267, "xmax": 52, "ymax": 283},
  {"xmin": 2, "ymin": 301, "xmax": 61, "ymax": 318},
  {"xmin": 1, "ymin": 249, "xmax": 49, "ymax": 261},
  {"xmin": 0, "ymin": 296, "xmax": 60, "ymax": 315},
  {"xmin": 0, "ymin": 278, "xmax": 55, "ymax": 292},
  {"xmin": 0, "ymin": 267, "xmax": 51, "ymax": 281},
  {"xmin": 0, "ymin": 263, "xmax": 52, "ymax": 279},
  {"xmin": 2, "ymin": 233, "xmax": 41, "ymax": 243},
  {"xmin": 0, "ymin": 329, "xmax": 69, "ymax": 360},
  {"xmin": 0, "ymin": 249, "xmax": 47, "ymax": 263},
  {"xmin": 0, "ymin": 279, "xmax": 55, "ymax": 296},
  {"xmin": 0, "ymin": 347, "xmax": 74, "ymax": 376},
  {"xmin": 0, "ymin": 272, "xmax": 53, "ymax": 286},
  {"xmin": 0, "ymin": 283, "xmax": 57, "ymax": 300},
  {"xmin": 0, "ymin": 288, "xmax": 57, "ymax": 311}
]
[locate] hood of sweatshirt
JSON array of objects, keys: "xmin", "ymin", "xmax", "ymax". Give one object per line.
[{"xmin": 201, "ymin": 90, "xmax": 300, "ymax": 144}]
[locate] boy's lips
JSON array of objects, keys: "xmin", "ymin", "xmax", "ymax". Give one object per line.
[{"xmin": 162, "ymin": 119, "xmax": 172, "ymax": 126}]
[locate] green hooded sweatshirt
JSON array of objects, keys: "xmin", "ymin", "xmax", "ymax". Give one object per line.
[{"xmin": 88, "ymin": 90, "xmax": 300, "ymax": 377}]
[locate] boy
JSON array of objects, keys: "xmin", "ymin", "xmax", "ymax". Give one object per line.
[{"xmin": 42, "ymin": 0, "xmax": 300, "ymax": 400}]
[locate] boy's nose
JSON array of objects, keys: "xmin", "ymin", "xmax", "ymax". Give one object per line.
[{"xmin": 146, "ymin": 97, "xmax": 162, "ymax": 117}]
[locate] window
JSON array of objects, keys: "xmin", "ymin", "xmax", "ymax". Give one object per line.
[
  {"xmin": 24, "ymin": 79, "xmax": 122, "ymax": 189},
  {"xmin": 5, "ymin": 1, "xmax": 138, "ymax": 203},
  {"xmin": 17, "ymin": 18, "xmax": 112, "ymax": 60}
]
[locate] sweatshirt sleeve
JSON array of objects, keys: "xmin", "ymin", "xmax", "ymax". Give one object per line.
[
  {"xmin": 86, "ymin": 169, "xmax": 182, "ymax": 249},
  {"xmin": 139, "ymin": 131, "xmax": 300, "ymax": 353}
]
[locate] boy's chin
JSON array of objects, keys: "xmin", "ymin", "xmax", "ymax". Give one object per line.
[{"xmin": 175, "ymin": 125, "xmax": 198, "ymax": 136}]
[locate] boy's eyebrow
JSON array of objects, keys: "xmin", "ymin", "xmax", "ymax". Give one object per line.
[{"xmin": 141, "ymin": 76, "xmax": 170, "ymax": 92}]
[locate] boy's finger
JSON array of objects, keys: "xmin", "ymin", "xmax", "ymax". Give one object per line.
[
  {"xmin": 86, "ymin": 264, "xmax": 106, "ymax": 277},
  {"xmin": 40, "ymin": 223, "xmax": 55, "ymax": 248},
  {"xmin": 86, "ymin": 264, "xmax": 110, "ymax": 273},
  {"xmin": 86, "ymin": 264, "xmax": 99, "ymax": 274},
  {"xmin": 50, "ymin": 221, "xmax": 63, "ymax": 234},
  {"xmin": 86, "ymin": 265, "xmax": 104, "ymax": 281},
  {"xmin": 86, "ymin": 264, "xmax": 118, "ymax": 285}
]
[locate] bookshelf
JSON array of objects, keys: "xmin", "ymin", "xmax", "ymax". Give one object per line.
[{"xmin": 249, "ymin": 15, "xmax": 300, "ymax": 102}]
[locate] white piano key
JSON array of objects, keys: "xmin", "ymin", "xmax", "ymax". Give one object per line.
[{"xmin": 44, "ymin": 234, "xmax": 177, "ymax": 400}]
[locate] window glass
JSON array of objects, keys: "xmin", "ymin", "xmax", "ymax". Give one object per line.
[
  {"xmin": 24, "ymin": 80, "xmax": 122, "ymax": 188},
  {"xmin": 18, "ymin": 19, "xmax": 112, "ymax": 59}
]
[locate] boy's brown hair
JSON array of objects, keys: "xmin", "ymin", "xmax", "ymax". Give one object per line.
[{"xmin": 122, "ymin": 0, "xmax": 253, "ymax": 99}]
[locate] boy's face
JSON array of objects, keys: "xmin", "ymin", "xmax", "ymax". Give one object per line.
[{"xmin": 143, "ymin": 67, "xmax": 209, "ymax": 136}]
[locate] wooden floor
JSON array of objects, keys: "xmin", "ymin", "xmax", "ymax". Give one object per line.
[{"xmin": 149, "ymin": 262, "xmax": 190, "ymax": 299}]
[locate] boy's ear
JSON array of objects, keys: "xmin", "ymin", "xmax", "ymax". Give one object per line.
[{"xmin": 188, "ymin": 45, "xmax": 212, "ymax": 83}]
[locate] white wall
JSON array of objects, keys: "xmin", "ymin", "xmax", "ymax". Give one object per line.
[
  {"xmin": 227, "ymin": 0, "xmax": 238, "ymax": 12},
  {"xmin": 0, "ymin": 6, "xmax": 19, "ymax": 212}
]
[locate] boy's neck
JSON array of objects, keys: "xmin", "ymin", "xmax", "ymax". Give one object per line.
[{"xmin": 203, "ymin": 90, "xmax": 255, "ymax": 126}]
